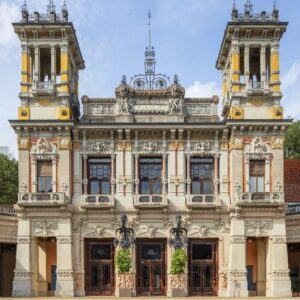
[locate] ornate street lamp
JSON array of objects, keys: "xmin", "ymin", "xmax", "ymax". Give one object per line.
[
  {"xmin": 168, "ymin": 214, "xmax": 188, "ymax": 249},
  {"xmin": 113, "ymin": 213, "xmax": 135, "ymax": 249}
]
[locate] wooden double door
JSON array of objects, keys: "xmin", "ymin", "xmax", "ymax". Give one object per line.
[
  {"xmin": 188, "ymin": 239, "xmax": 218, "ymax": 296},
  {"xmin": 136, "ymin": 239, "xmax": 166, "ymax": 296},
  {"xmin": 85, "ymin": 239, "xmax": 114, "ymax": 296}
]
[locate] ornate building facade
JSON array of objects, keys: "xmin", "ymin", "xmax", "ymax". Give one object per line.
[{"xmin": 10, "ymin": 1, "xmax": 294, "ymax": 298}]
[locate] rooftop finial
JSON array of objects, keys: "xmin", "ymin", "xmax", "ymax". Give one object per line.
[
  {"xmin": 47, "ymin": 0, "xmax": 56, "ymax": 13},
  {"xmin": 147, "ymin": 9, "xmax": 152, "ymax": 51},
  {"xmin": 62, "ymin": 0, "xmax": 68, "ymax": 11},
  {"xmin": 232, "ymin": 0, "xmax": 237, "ymax": 10},
  {"xmin": 244, "ymin": 0, "xmax": 253, "ymax": 13},
  {"xmin": 273, "ymin": 0, "xmax": 277, "ymax": 10},
  {"xmin": 22, "ymin": 0, "xmax": 28, "ymax": 11}
]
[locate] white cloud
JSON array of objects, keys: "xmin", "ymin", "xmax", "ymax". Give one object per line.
[
  {"xmin": 185, "ymin": 80, "xmax": 221, "ymax": 98},
  {"xmin": 282, "ymin": 60, "xmax": 300, "ymax": 119}
]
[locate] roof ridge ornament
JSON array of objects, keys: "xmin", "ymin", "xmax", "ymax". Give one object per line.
[
  {"xmin": 244, "ymin": 0, "xmax": 253, "ymax": 13},
  {"xmin": 47, "ymin": 0, "xmax": 56, "ymax": 13}
]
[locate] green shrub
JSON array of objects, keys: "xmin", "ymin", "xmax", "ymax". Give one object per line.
[
  {"xmin": 115, "ymin": 249, "xmax": 131, "ymax": 273},
  {"xmin": 170, "ymin": 249, "xmax": 187, "ymax": 275}
]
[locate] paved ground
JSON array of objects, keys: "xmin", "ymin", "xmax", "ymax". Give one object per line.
[{"xmin": 0, "ymin": 297, "xmax": 296, "ymax": 300}]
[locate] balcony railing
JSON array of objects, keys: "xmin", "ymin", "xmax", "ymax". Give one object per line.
[
  {"xmin": 81, "ymin": 194, "xmax": 115, "ymax": 209},
  {"xmin": 18, "ymin": 192, "xmax": 68, "ymax": 205},
  {"xmin": 286, "ymin": 203, "xmax": 300, "ymax": 215},
  {"xmin": 134, "ymin": 194, "xmax": 168, "ymax": 208},
  {"xmin": 186, "ymin": 194, "xmax": 220, "ymax": 208},
  {"xmin": 31, "ymin": 80, "xmax": 55, "ymax": 95},
  {"xmin": 237, "ymin": 192, "xmax": 283, "ymax": 204},
  {"xmin": 0, "ymin": 205, "xmax": 16, "ymax": 216}
]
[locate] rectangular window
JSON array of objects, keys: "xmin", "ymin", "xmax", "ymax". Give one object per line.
[
  {"xmin": 250, "ymin": 160, "xmax": 265, "ymax": 192},
  {"xmin": 37, "ymin": 161, "xmax": 52, "ymax": 193},
  {"xmin": 139, "ymin": 157, "xmax": 162, "ymax": 194},
  {"xmin": 88, "ymin": 158, "xmax": 111, "ymax": 194},
  {"xmin": 190, "ymin": 157, "xmax": 214, "ymax": 194}
]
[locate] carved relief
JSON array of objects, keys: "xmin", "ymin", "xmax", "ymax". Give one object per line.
[
  {"xmin": 170, "ymin": 177, "xmax": 185, "ymax": 186},
  {"xmin": 229, "ymin": 136, "xmax": 244, "ymax": 150},
  {"xmin": 168, "ymin": 76, "xmax": 185, "ymax": 114},
  {"xmin": 116, "ymin": 273, "xmax": 134, "ymax": 289},
  {"xmin": 90, "ymin": 104, "xmax": 115, "ymax": 115},
  {"xmin": 143, "ymin": 141, "xmax": 158, "ymax": 152},
  {"xmin": 118, "ymin": 176, "xmax": 132, "ymax": 187},
  {"xmin": 185, "ymin": 104, "xmax": 210, "ymax": 115},
  {"xmin": 117, "ymin": 142, "xmax": 131, "ymax": 151},
  {"xmin": 220, "ymin": 272, "xmax": 228, "ymax": 289},
  {"xmin": 271, "ymin": 136, "xmax": 284, "ymax": 149},
  {"xmin": 18, "ymin": 137, "xmax": 29, "ymax": 150},
  {"xmin": 189, "ymin": 225, "xmax": 210, "ymax": 238},
  {"xmin": 169, "ymin": 141, "xmax": 184, "ymax": 151},
  {"xmin": 86, "ymin": 140, "xmax": 112, "ymax": 153},
  {"xmin": 83, "ymin": 225, "xmax": 113, "ymax": 238},
  {"xmin": 246, "ymin": 220, "xmax": 272, "ymax": 237},
  {"xmin": 33, "ymin": 220, "xmax": 58, "ymax": 237},
  {"xmin": 115, "ymin": 77, "xmax": 133, "ymax": 114},
  {"xmin": 58, "ymin": 237, "xmax": 72, "ymax": 244},
  {"xmin": 230, "ymin": 236, "xmax": 245, "ymax": 244},
  {"xmin": 137, "ymin": 225, "xmax": 164, "ymax": 238},
  {"xmin": 31, "ymin": 138, "xmax": 56, "ymax": 155},
  {"xmin": 58, "ymin": 137, "xmax": 72, "ymax": 150}
]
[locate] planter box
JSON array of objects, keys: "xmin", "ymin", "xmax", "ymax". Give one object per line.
[
  {"xmin": 169, "ymin": 273, "xmax": 187, "ymax": 297},
  {"xmin": 118, "ymin": 288, "xmax": 132, "ymax": 297},
  {"xmin": 170, "ymin": 288, "xmax": 186, "ymax": 297},
  {"xmin": 116, "ymin": 273, "xmax": 134, "ymax": 298}
]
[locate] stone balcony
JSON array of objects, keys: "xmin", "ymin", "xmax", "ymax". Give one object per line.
[
  {"xmin": 134, "ymin": 194, "xmax": 168, "ymax": 209},
  {"xmin": 18, "ymin": 192, "xmax": 69, "ymax": 206},
  {"xmin": 236, "ymin": 192, "xmax": 284, "ymax": 206},
  {"xmin": 80, "ymin": 194, "xmax": 115, "ymax": 210},
  {"xmin": 186, "ymin": 194, "xmax": 221, "ymax": 209}
]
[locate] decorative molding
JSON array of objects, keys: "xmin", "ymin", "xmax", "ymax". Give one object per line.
[
  {"xmin": 246, "ymin": 220, "xmax": 273, "ymax": 237},
  {"xmin": 57, "ymin": 269, "xmax": 74, "ymax": 280},
  {"xmin": 18, "ymin": 137, "xmax": 30, "ymax": 150},
  {"xmin": 137, "ymin": 225, "xmax": 164, "ymax": 238},
  {"xmin": 14, "ymin": 270, "xmax": 33, "ymax": 278},
  {"xmin": 227, "ymin": 270, "xmax": 247, "ymax": 280},
  {"xmin": 169, "ymin": 141, "xmax": 184, "ymax": 151},
  {"xmin": 30, "ymin": 138, "xmax": 57, "ymax": 159},
  {"xmin": 33, "ymin": 220, "xmax": 58, "ymax": 237},
  {"xmin": 58, "ymin": 237, "xmax": 72, "ymax": 244},
  {"xmin": 90, "ymin": 103, "xmax": 115, "ymax": 115},
  {"xmin": 118, "ymin": 176, "xmax": 132, "ymax": 187},
  {"xmin": 244, "ymin": 137, "xmax": 271, "ymax": 160},
  {"xmin": 117, "ymin": 142, "xmax": 131, "ymax": 151},
  {"xmin": 85, "ymin": 140, "xmax": 113, "ymax": 154},
  {"xmin": 57, "ymin": 137, "xmax": 72, "ymax": 150},
  {"xmin": 271, "ymin": 136, "xmax": 284, "ymax": 149},
  {"xmin": 230, "ymin": 236, "xmax": 245, "ymax": 244},
  {"xmin": 17, "ymin": 237, "xmax": 30, "ymax": 244},
  {"xmin": 185, "ymin": 104, "xmax": 210, "ymax": 115},
  {"xmin": 229, "ymin": 136, "xmax": 244, "ymax": 150},
  {"xmin": 272, "ymin": 236, "xmax": 287, "ymax": 244},
  {"xmin": 169, "ymin": 177, "xmax": 185, "ymax": 186}
]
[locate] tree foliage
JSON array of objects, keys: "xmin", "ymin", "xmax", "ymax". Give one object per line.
[
  {"xmin": 0, "ymin": 149, "xmax": 18, "ymax": 204},
  {"xmin": 285, "ymin": 121, "xmax": 300, "ymax": 159},
  {"xmin": 115, "ymin": 249, "xmax": 131, "ymax": 273},
  {"xmin": 170, "ymin": 249, "xmax": 187, "ymax": 275}
]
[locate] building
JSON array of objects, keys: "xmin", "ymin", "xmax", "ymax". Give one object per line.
[{"xmin": 9, "ymin": 0, "xmax": 298, "ymax": 297}]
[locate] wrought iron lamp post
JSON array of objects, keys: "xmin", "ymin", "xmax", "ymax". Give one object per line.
[
  {"xmin": 113, "ymin": 213, "xmax": 135, "ymax": 249},
  {"xmin": 168, "ymin": 214, "xmax": 188, "ymax": 249}
]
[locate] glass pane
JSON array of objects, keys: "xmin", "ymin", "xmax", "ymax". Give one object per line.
[
  {"xmin": 204, "ymin": 264, "xmax": 212, "ymax": 287},
  {"xmin": 193, "ymin": 265, "xmax": 200, "ymax": 288},
  {"xmin": 249, "ymin": 177, "xmax": 256, "ymax": 193},
  {"xmin": 192, "ymin": 181, "xmax": 201, "ymax": 194},
  {"xmin": 38, "ymin": 177, "xmax": 45, "ymax": 193},
  {"xmin": 142, "ymin": 265, "xmax": 150, "ymax": 291},
  {"xmin": 141, "ymin": 181, "xmax": 149, "ymax": 194},
  {"xmin": 45, "ymin": 176, "xmax": 52, "ymax": 192},
  {"xmin": 153, "ymin": 265, "xmax": 161, "ymax": 291},
  {"xmin": 91, "ymin": 264, "xmax": 99, "ymax": 288},
  {"xmin": 257, "ymin": 177, "xmax": 264, "ymax": 192},
  {"xmin": 90, "ymin": 181, "xmax": 99, "ymax": 194},
  {"xmin": 101, "ymin": 182, "xmax": 110, "ymax": 194},
  {"xmin": 203, "ymin": 181, "xmax": 212, "ymax": 194},
  {"xmin": 141, "ymin": 244, "xmax": 162, "ymax": 260},
  {"xmin": 192, "ymin": 244, "xmax": 213, "ymax": 260},
  {"xmin": 91, "ymin": 244, "xmax": 111, "ymax": 260},
  {"xmin": 102, "ymin": 265, "xmax": 111, "ymax": 290},
  {"xmin": 152, "ymin": 182, "xmax": 161, "ymax": 194}
]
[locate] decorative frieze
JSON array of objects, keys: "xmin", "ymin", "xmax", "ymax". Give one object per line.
[
  {"xmin": 230, "ymin": 236, "xmax": 246, "ymax": 244},
  {"xmin": 17, "ymin": 237, "xmax": 30, "ymax": 244},
  {"xmin": 229, "ymin": 136, "xmax": 244, "ymax": 150},
  {"xmin": 57, "ymin": 269, "xmax": 74, "ymax": 280},
  {"xmin": 271, "ymin": 136, "xmax": 284, "ymax": 149},
  {"xmin": 33, "ymin": 220, "xmax": 58, "ymax": 237},
  {"xmin": 17, "ymin": 137, "xmax": 30, "ymax": 150},
  {"xmin": 90, "ymin": 103, "xmax": 115, "ymax": 115},
  {"xmin": 117, "ymin": 142, "xmax": 131, "ymax": 151},
  {"xmin": 185, "ymin": 104, "xmax": 210, "ymax": 115},
  {"xmin": 30, "ymin": 138, "xmax": 57, "ymax": 159},
  {"xmin": 246, "ymin": 220, "xmax": 273, "ymax": 237},
  {"xmin": 57, "ymin": 137, "xmax": 72, "ymax": 150},
  {"xmin": 58, "ymin": 237, "xmax": 72, "ymax": 244}
]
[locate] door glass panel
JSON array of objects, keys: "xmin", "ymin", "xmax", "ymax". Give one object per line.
[
  {"xmin": 192, "ymin": 244, "xmax": 212, "ymax": 259},
  {"xmin": 91, "ymin": 244, "xmax": 111, "ymax": 260},
  {"xmin": 204, "ymin": 264, "xmax": 212, "ymax": 288},
  {"xmin": 142, "ymin": 265, "xmax": 150, "ymax": 291},
  {"xmin": 141, "ymin": 244, "xmax": 161, "ymax": 260},
  {"xmin": 91, "ymin": 264, "xmax": 99, "ymax": 288},
  {"xmin": 193, "ymin": 265, "xmax": 200, "ymax": 287},
  {"xmin": 153, "ymin": 265, "xmax": 161, "ymax": 291},
  {"xmin": 102, "ymin": 265, "xmax": 111, "ymax": 291}
]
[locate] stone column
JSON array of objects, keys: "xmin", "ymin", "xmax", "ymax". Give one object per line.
[
  {"xmin": 227, "ymin": 218, "xmax": 248, "ymax": 298},
  {"xmin": 231, "ymin": 42, "xmax": 240, "ymax": 92},
  {"xmin": 267, "ymin": 219, "xmax": 291, "ymax": 297},
  {"xmin": 56, "ymin": 219, "xmax": 74, "ymax": 297},
  {"xmin": 244, "ymin": 156, "xmax": 250, "ymax": 192},
  {"xmin": 265, "ymin": 158, "xmax": 271, "ymax": 192},
  {"xmin": 12, "ymin": 219, "xmax": 34, "ymax": 297},
  {"xmin": 51, "ymin": 45, "xmax": 56, "ymax": 83},
  {"xmin": 186, "ymin": 154, "xmax": 191, "ymax": 195},
  {"xmin": 214, "ymin": 154, "xmax": 220, "ymax": 195},
  {"xmin": 111, "ymin": 154, "xmax": 116, "ymax": 195},
  {"xmin": 257, "ymin": 239, "xmax": 266, "ymax": 296},
  {"xmin": 82, "ymin": 154, "xmax": 88, "ymax": 195},
  {"xmin": 52, "ymin": 157, "xmax": 57, "ymax": 193},
  {"xmin": 135, "ymin": 154, "xmax": 139, "ymax": 195},
  {"xmin": 162, "ymin": 154, "xmax": 167, "ymax": 195},
  {"xmin": 31, "ymin": 156, "xmax": 37, "ymax": 193},
  {"xmin": 244, "ymin": 45, "xmax": 250, "ymax": 87},
  {"xmin": 73, "ymin": 140, "xmax": 81, "ymax": 205},
  {"xmin": 260, "ymin": 45, "xmax": 266, "ymax": 86},
  {"xmin": 34, "ymin": 46, "xmax": 40, "ymax": 82}
]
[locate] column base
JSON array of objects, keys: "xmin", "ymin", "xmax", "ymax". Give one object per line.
[
  {"xmin": 167, "ymin": 288, "xmax": 187, "ymax": 297},
  {"xmin": 55, "ymin": 280, "xmax": 74, "ymax": 297},
  {"xmin": 227, "ymin": 279, "xmax": 248, "ymax": 298},
  {"xmin": 116, "ymin": 288, "xmax": 133, "ymax": 297},
  {"xmin": 12, "ymin": 278, "xmax": 33, "ymax": 297},
  {"xmin": 267, "ymin": 277, "xmax": 292, "ymax": 297}
]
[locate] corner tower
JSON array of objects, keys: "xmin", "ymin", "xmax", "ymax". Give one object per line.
[
  {"xmin": 13, "ymin": 1, "xmax": 85, "ymax": 121},
  {"xmin": 216, "ymin": 1, "xmax": 287, "ymax": 120}
]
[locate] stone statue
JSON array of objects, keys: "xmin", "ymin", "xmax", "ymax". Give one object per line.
[
  {"xmin": 115, "ymin": 76, "xmax": 133, "ymax": 114},
  {"xmin": 168, "ymin": 75, "xmax": 185, "ymax": 114}
]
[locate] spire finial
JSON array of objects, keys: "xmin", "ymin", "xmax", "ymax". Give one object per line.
[
  {"xmin": 273, "ymin": 0, "xmax": 277, "ymax": 10},
  {"xmin": 147, "ymin": 9, "xmax": 152, "ymax": 51},
  {"xmin": 244, "ymin": 0, "xmax": 253, "ymax": 13},
  {"xmin": 47, "ymin": 0, "xmax": 56, "ymax": 13},
  {"xmin": 22, "ymin": 0, "xmax": 28, "ymax": 12},
  {"xmin": 232, "ymin": 0, "xmax": 237, "ymax": 10}
]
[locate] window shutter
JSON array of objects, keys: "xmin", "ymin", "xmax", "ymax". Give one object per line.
[{"xmin": 37, "ymin": 161, "xmax": 52, "ymax": 177}]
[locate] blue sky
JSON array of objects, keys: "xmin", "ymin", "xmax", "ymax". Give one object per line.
[{"xmin": 0, "ymin": 0, "xmax": 300, "ymax": 158}]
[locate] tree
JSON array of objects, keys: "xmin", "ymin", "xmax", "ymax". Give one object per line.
[
  {"xmin": 285, "ymin": 121, "xmax": 300, "ymax": 159},
  {"xmin": 0, "ymin": 148, "xmax": 18, "ymax": 204}
]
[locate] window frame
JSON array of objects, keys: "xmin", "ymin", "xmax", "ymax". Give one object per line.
[
  {"xmin": 249, "ymin": 160, "xmax": 265, "ymax": 193},
  {"xmin": 37, "ymin": 160, "xmax": 53, "ymax": 193}
]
